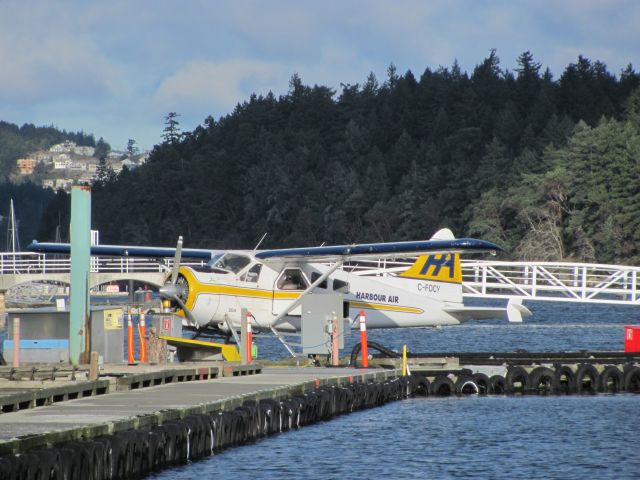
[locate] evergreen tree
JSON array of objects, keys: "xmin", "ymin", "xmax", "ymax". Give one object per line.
[
  {"xmin": 126, "ymin": 139, "xmax": 138, "ymax": 158},
  {"xmin": 94, "ymin": 137, "xmax": 111, "ymax": 158},
  {"xmin": 162, "ymin": 112, "xmax": 182, "ymax": 144}
]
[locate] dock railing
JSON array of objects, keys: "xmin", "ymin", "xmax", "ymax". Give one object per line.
[
  {"xmin": 4, "ymin": 251, "xmax": 640, "ymax": 306},
  {"xmin": 0, "ymin": 251, "xmax": 206, "ymax": 275},
  {"xmin": 339, "ymin": 258, "xmax": 640, "ymax": 306}
]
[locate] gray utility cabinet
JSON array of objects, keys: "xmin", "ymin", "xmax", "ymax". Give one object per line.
[
  {"xmin": 300, "ymin": 294, "xmax": 349, "ymax": 355},
  {"xmin": 147, "ymin": 313, "xmax": 182, "ymax": 338},
  {"xmin": 3, "ymin": 306, "xmax": 124, "ymax": 364}
]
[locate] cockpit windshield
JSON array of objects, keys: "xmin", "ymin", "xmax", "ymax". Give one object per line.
[
  {"xmin": 210, "ymin": 253, "xmax": 251, "ymax": 274},
  {"xmin": 206, "ymin": 254, "xmax": 223, "ymax": 268}
]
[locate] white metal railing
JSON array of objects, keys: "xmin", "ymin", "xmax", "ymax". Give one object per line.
[
  {"xmin": 460, "ymin": 260, "xmax": 640, "ymax": 305},
  {"xmin": 0, "ymin": 251, "xmax": 206, "ymax": 275},
  {"xmin": 4, "ymin": 251, "xmax": 640, "ymax": 306},
  {"xmin": 340, "ymin": 258, "xmax": 640, "ymax": 306}
]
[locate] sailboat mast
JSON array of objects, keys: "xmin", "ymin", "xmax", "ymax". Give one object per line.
[{"xmin": 7, "ymin": 199, "xmax": 20, "ymax": 254}]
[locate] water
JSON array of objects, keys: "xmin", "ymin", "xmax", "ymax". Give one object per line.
[
  {"xmin": 251, "ymin": 300, "xmax": 638, "ymax": 360},
  {"xmin": 151, "ymin": 395, "xmax": 640, "ymax": 480},
  {"xmin": 149, "ymin": 301, "xmax": 640, "ymax": 480}
]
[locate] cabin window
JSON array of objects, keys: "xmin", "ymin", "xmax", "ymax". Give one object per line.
[
  {"xmin": 241, "ymin": 264, "xmax": 262, "ymax": 283},
  {"xmin": 277, "ymin": 269, "xmax": 309, "ymax": 290},
  {"xmin": 311, "ymin": 272, "xmax": 328, "ymax": 289},
  {"xmin": 212, "ymin": 253, "xmax": 251, "ymax": 274},
  {"xmin": 333, "ymin": 278, "xmax": 349, "ymax": 293}
]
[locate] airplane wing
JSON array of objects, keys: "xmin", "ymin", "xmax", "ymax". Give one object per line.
[
  {"xmin": 255, "ymin": 238, "xmax": 502, "ymax": 262},
  {"xmin": 28, "ymin": 230, "xmax": 501, "ymax": 263},
  {"xmin": 27, "ymin": 241, "xmax": 222, "ymax": 260}
]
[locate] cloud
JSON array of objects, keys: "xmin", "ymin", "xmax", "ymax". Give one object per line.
[
  {"xmin": 0, "ymin": 0, "xmax": 638, "ymax": 150},
  {"xmin": 154, "ymin": 60, "xmax": 290, "ymax": 114},
  {"xmin": 0, "ymin": 17, "xmax": 126, "ymax": 105}
]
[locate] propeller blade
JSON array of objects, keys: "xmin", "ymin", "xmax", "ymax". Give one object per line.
[
  {"xmin": 171, "ymin": 236, "xmax": 183, "ymax": 284},
  {"xmin": 172, "ymin": 296, "xmax": 197, "ymax": 326}
]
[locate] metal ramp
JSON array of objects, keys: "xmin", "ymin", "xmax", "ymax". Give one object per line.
[
  {"xmin": 339, "ymin": 258, "xmax": 640, "ymax": 306},
  {"xmin": 461, "ymin": 260, "xmax": 640, "ymax": 305}
]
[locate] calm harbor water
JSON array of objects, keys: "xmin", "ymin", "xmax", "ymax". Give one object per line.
[
  {"xmin": 149, "ymin": 300, "xmax": 640, "ymax": 480},
  {"xmin": 151, "ymin": 395, "xmax": 640, "ymax": 480},
  {"xmin": 253, "ymin": 300, "xmax": 638, "ymax": 359}
]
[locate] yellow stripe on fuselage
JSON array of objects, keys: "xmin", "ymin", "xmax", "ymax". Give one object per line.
[
  {"xmin": 193, "ymin": 283, "xmax": 301, "ymax": 299},
  {"xmin": 180, "ymin": 267, "xmax": 301, "ymax": 311},
  {"xmin": 350, "ymin": 301, "xmax": 423, "ymax": 314}
]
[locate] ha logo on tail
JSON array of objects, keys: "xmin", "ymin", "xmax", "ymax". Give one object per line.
[{"xmin": 399, "ymin": 253, "xmax": 462, "ymax": 283}]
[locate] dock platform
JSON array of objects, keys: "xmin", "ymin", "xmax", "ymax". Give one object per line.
[{"xmin": 0, "ymin": 364, "xmax": 402, "ymax": 455}]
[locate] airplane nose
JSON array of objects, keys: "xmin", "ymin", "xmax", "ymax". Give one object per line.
[{"xmin": 159, "ymin": 283, "xmax": 186, "ymax": 301}]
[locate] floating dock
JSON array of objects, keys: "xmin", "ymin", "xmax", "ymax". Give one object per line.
[
  {"xmin": 0, "ymin": 362, "xmax": 411, "ymax": 479},
  {"xmin": 365, "ymin": 349, "xmax": 640, "ymax": 395}
]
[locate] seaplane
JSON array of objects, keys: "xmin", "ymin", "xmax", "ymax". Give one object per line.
[{"xmin": 28, "ymin": 228, "xmax": 529, "ymax": 340}]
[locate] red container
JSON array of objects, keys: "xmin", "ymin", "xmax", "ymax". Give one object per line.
[{"xmin": 624, "ymin": 326, "xmax": 640, "ymax": 352}]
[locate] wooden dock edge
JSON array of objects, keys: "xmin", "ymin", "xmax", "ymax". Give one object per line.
[{"xmin": 0, "ymin": 368, "xmax": 400, "ymax": 455}]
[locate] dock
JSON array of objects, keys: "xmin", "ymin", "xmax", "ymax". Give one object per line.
[{"xmin": 0, "ymin": 362, "xmax": 410, "ymax": 479}]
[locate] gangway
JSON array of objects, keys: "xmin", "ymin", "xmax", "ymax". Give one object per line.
[
  {"xmin": 341, "ymin": 259, "xmax": 640, "ymax": 307},
  {"xmin": 461, "ymin": 260, "xmax": 640, "ymax": 305}
]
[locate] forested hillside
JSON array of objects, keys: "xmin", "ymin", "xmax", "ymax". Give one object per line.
[{"xmin": 35, "ymin": 52, "xmax": 640, "ymax": 263}]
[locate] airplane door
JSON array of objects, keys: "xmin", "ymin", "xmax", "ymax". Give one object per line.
[
  {"xmin": 272, "ymin": 268, "xmax": 308, "ymax": 315},
  {"xmin": 235, "ymin": 263, "xmax": 270, "ymax": 320}
]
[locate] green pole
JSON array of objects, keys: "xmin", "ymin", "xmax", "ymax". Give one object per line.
[{"xmin": 69, "ymin": 186, "xmax": 91, "ymax": 365}]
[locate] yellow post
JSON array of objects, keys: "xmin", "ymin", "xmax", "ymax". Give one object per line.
[{"xmin": 402, "ymin": 344, "xmax": 407, "ymax": 377}]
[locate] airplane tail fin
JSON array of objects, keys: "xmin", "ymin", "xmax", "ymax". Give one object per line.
[
  {"xmin": 399, "ymin": 229, "xmax": 461, "ymax": 283},
  {"xmin": 399, "ymin": 253, "xmax": 462, "ymax": 283}
]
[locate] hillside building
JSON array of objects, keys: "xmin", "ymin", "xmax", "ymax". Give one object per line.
[{"xmin": 16, "ymin": 158, "xmax": 37, "ymax": 175}]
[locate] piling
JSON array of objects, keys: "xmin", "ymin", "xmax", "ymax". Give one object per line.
[
  {"xmin": 331, "ymin": 313, "xmax": 339, "ymax": 366},
  {"xmin": 69, "ymin": 186, "xmax": 91, "ymax": 365},
  {"xmin": 139, "ymin": 312, "xmax": 147, "ymax": 363},
  {"xmin": 89, "ymin": 351, "xmax": 99, "ymax": 381},
  {"xmin": 11, "ymin": 317, "xmax": 19, "ymax": 368}
]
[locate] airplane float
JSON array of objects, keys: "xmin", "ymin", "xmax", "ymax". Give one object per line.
[{"xmin": 28, "ymin": 229, "xmax": 530, "ymax": 339}]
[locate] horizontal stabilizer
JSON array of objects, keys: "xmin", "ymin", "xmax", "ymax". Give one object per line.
[
  {"xmin": 444, "ymin": 306, "xmax": 510, "ymax": 322},
  {"xmin": 445, "ymin": 300, "xmax": 531, "ymax": 323}
]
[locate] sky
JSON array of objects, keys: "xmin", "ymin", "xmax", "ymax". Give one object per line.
[{"xmin": 0, "ymin": 0, "xmax": 638, "ymax": 151}]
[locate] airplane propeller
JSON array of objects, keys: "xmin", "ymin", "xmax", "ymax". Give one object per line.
[
  {"xmin": 171, "ymin": 235, "xmax": 183, "ymax": 284},
  {"xmin": 159, "ymin": 236, "xmax": 197, "ymax": 325}
]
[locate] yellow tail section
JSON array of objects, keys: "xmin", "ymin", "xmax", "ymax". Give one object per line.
[{"xmin": 399, "ymin": 253, "xmax": 461, "ymax": 283}]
